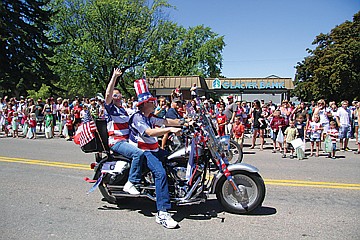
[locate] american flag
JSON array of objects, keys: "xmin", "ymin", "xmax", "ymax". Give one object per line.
[{"xmin": 74, "ymin": 111, "xmax": 97, "ymax": 147}]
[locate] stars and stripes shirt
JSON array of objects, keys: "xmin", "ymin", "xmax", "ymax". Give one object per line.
[
  {"xmin": 129, "ymin": 111, "xmax": 166, "ymax": 151},
  {"xmin": 104, "ymin": 103, "xmax": 130, "ymax": 146}
]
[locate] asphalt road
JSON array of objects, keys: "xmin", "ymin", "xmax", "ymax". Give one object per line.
[{"xmin": 0, "ymin": 135, "xmax": 359, "ymax": 240}]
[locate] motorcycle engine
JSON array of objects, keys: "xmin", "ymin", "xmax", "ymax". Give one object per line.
[
  {"xmin": 171, "ymin": 167, "xmax": 188, "ymax": 198},
  {"xmin": 173, "ymin": 167, "xmax": 187, "ymax": 181}
]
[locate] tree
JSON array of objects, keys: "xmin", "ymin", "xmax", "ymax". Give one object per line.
[
  {"xmin": 293, "ymin": 11, "xmax": 360, "ymax": 102},
  {"xmin": 50, "ymin": 0, "xmax": 225, "ymax": 98},
  {"xmin": 146, "ymin": 23, "xmax": 225, "ymax": 78},
  {"xmin": 50, "ymin": 0, "xmax": 172, "ymax": 97},
  {"xmin": 0, "ymin": 0, "xmax": 58, "ymax": 97}
]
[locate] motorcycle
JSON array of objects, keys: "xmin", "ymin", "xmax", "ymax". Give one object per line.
[{"xmin": 84, "ymin": 104, "xmax": 265, "ymax": 214}]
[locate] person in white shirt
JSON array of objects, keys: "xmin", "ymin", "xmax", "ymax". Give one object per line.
[{"xmin": 336, "ymin": 100, "xmax": 352, "ymax": 151}]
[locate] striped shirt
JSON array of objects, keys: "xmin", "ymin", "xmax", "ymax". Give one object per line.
[
  {"xmin": 327, "ymin": 128, "xmax": 339, "ymax": 143},
  {"xmin": 104, "ymin": 103, "xmax": 129, "ymax": 146},
  {"xmin": 129, "ymin": 111, "xmax": 166, "ymax": 151}
]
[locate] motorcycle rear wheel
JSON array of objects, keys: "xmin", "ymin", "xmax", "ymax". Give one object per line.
[
  {"xmin": 99, "ymin": 182, "xmax": 117, "ymax": 204},
  {"xmin": 228, "ymin": 140, "xmax": 243, "ymax": 164},
  {"xmin": 216, "ymin": 170, "xmax": 265, "ymax": 214},
  {"xmin": 98, "ymin": 172, "xmax": 128, "ymax": 204}
]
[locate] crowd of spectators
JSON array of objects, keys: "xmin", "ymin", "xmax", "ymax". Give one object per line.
[{"xmin": 1, "ymin": 94, "xmax": 359, "ymax": 156}]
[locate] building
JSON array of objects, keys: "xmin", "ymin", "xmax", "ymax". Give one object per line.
[{"xmin": 147, "ymin": 75, "xmax": 294, "ymax": 103}]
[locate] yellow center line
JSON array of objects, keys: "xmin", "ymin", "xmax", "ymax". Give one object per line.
[
  {"xmin": 0, "ymin": 156, "xmax": 359, "ymax": 190},
  {"xmin": 264, "ymin": 179, "xmax": 360, "ymax": 188},
  {"xmin": 264, "ymin": 181, "xmax": 360, "ymax": 190},
  {"xmin": 0, "ymin": 156, "xmax": 90, "ymax": 170}
]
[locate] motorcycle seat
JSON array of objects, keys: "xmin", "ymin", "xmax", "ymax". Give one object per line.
[{"xmin": 110, "ymin": 152, "xmax": 132, "ymax": 162}]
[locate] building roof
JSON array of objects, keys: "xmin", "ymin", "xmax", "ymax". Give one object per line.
[
  {"xmin": 147, "ymin": 76, "xmax": 204, "ymax": 89},
  {"xmin": 147, "ymin": 76, "xmax": 294, "ymax": 90}
]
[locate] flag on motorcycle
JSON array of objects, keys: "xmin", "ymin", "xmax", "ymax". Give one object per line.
[{"xmin": 74, "ymin": 111, "xmax": 96, "ymax": 147}]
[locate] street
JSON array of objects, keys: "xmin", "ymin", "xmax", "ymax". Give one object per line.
[{"xmin": 0, "ymin": 136, "xmax": 359, "ymax": 240}]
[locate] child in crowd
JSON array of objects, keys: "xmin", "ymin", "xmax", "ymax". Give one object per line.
[
  {"xmin": 29, "ymin": 113, "xmax": 37, "ymax": 139},
  {"xmin": 269, "ymin": 109, "xmax": 285, "ymax": 153},
  {"xmin": 283, "ymin": 120, "xmax": 299, "ymax": 159},
  {"xmin": 259, "ymin": 105, "xmax": 269, "ymax": 128},
  {"xmin": 0, "ymin": 109, "xmax": 5, "ymax": 135},
  {"xmin": 308, "ymin": 114, "xmax": 323, "ymax": 157},
  {"xmin": 89, "ymin": 98, "xmax": 99, "ymax": 119},
  {"xmin": 327, "ymin": 121, "xmax": 339, "ymax": 159},
  {"xmin": 22, "ymin": 112, "xmax": 29, "ymax": 138},
  {"xmin": 232, "ymin": 116, "xmax": 245, "ymax": 148},
  {"xmin": 44, "ymin": 110, "xmax": 53, "ymax": 139},
  {"xmin": 65, "ymin": 114, "xmax": 74, "ymax": 141},
  {"xmin": 216, "ymin": 105, "xmax": 228, "ymax": 137},
  {"xmin": 11, "ymin": 111, "xmax": 19, "ymax": 138},
  {"xmin": 80, "ymin": 105, "xmax": 91, "ymax": 122},
  {"xmin": 295, "ymin": 115, "xmax": 306, "ymax": 141}
]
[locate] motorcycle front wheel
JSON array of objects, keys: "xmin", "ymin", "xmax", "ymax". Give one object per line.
[
  {"xmin": 228, "ymin": 140, "xmax": 243, "ymax": 164},
  {"xmin": 216, "ymin": 170, "xmax": 265, "ymax": 214}
]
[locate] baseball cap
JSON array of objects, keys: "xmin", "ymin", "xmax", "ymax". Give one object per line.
[{"xmin": 227, "ymin": 96, "xmax": 233, "ymax": 99}]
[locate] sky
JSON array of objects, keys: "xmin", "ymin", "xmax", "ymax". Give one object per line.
[{"xmin": 166, "ymin": 0, "xmax": 359, "ymax": 79}]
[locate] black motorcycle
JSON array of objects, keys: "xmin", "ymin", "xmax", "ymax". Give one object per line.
[{"xmin": 84, "ymin": 105, "xmax": 265, "ymax": 214}]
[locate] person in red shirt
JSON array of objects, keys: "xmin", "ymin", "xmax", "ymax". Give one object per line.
[
  {"xmin": 29, "ymin": 113, "xmax": 37, "ymax": 139},
  {"xmin": 65, "ymin": 114, "xmax": 74, "ymax": 140},
  {"xmin": 270, "ymin": 109, "xmax": 286, "ymax": 153},
  {"xmin": 216, "ymin": 104, "xmax": 228, "ymax": 137},
  {"xmin": 232, "ymin": 116, "xmax": 245, "ymax": 148},
  {"xmin": 72, "ymin": 100, "xmax": 82, "ymax": 131},
  {"xmin": 177, "ymin": 101, "xmax": 186, "ymax": 118}
]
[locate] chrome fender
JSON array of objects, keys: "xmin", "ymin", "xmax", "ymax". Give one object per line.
[{"xmin": 210, "ymin": 163, "xmax": 259, "ymax": 194}]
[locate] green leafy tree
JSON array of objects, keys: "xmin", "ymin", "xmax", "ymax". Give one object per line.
[
  {"xmin": 50, "ymin": 0, "xmax": 225, "ymax": 98},
  {"xmin": 0, "ymin": 0, "xmax": 58, "ymax": 97},
  {"xmin": 50, "ymin": 0, "xmax": 171, "ymax": 97},
  {"xmin": 146, "ymin": 23, "xmax": 225, "ymax": 78},
  {"xmin": 26, "ymin": 84, "xmax": 51, "ymax": 100},
  {"xmin": 293, "ymin": 11, "xmax": 360, "ymax": 102}
]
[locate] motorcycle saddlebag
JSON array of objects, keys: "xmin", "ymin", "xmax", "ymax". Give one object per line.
[{"xmin": 81, "ymin": 119, "xmax": 110, "ymax": 153}]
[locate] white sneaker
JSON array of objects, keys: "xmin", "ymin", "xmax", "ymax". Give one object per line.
[
  {"xmin": 123, "ymin": 181, "xmax": 140, "ymax": 195},
  {"xmin": 156, "ymin": 211, "xmax": 178, "ymax": 229}
]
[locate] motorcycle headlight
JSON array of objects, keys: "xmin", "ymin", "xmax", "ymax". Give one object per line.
[{"xmin": 218, "ymin": 135, "xmax": 230, "ymax": 151}]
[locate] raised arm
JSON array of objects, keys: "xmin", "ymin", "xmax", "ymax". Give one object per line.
[{"xmin": 105, "ymin": 68, "xmax": 123, "ymax": 105}]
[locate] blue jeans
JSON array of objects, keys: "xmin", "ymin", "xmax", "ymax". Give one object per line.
[
  {"xmin": 144, "ymin": 149, "xmax": 171, "ymax": 212},
  {"xmin": 111, "ymin": 141, "xmax": 144, "ymax": 184}
]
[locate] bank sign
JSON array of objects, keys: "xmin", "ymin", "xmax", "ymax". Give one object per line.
[{"xmin": 212, "ymin": 78, "xmax": 285, "ymax": 89}]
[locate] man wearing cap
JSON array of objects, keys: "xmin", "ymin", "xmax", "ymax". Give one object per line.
[
  {"xmin": 223, "ymin": 95, "xmax": 237, "ymax": 135},
  {"xmin": 105, "ymin": 68, "xmax": 145, "ymax": 195},
  {"xmin": 129, "ymin": 78, "xmax": 184, "ymax": 229}
]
